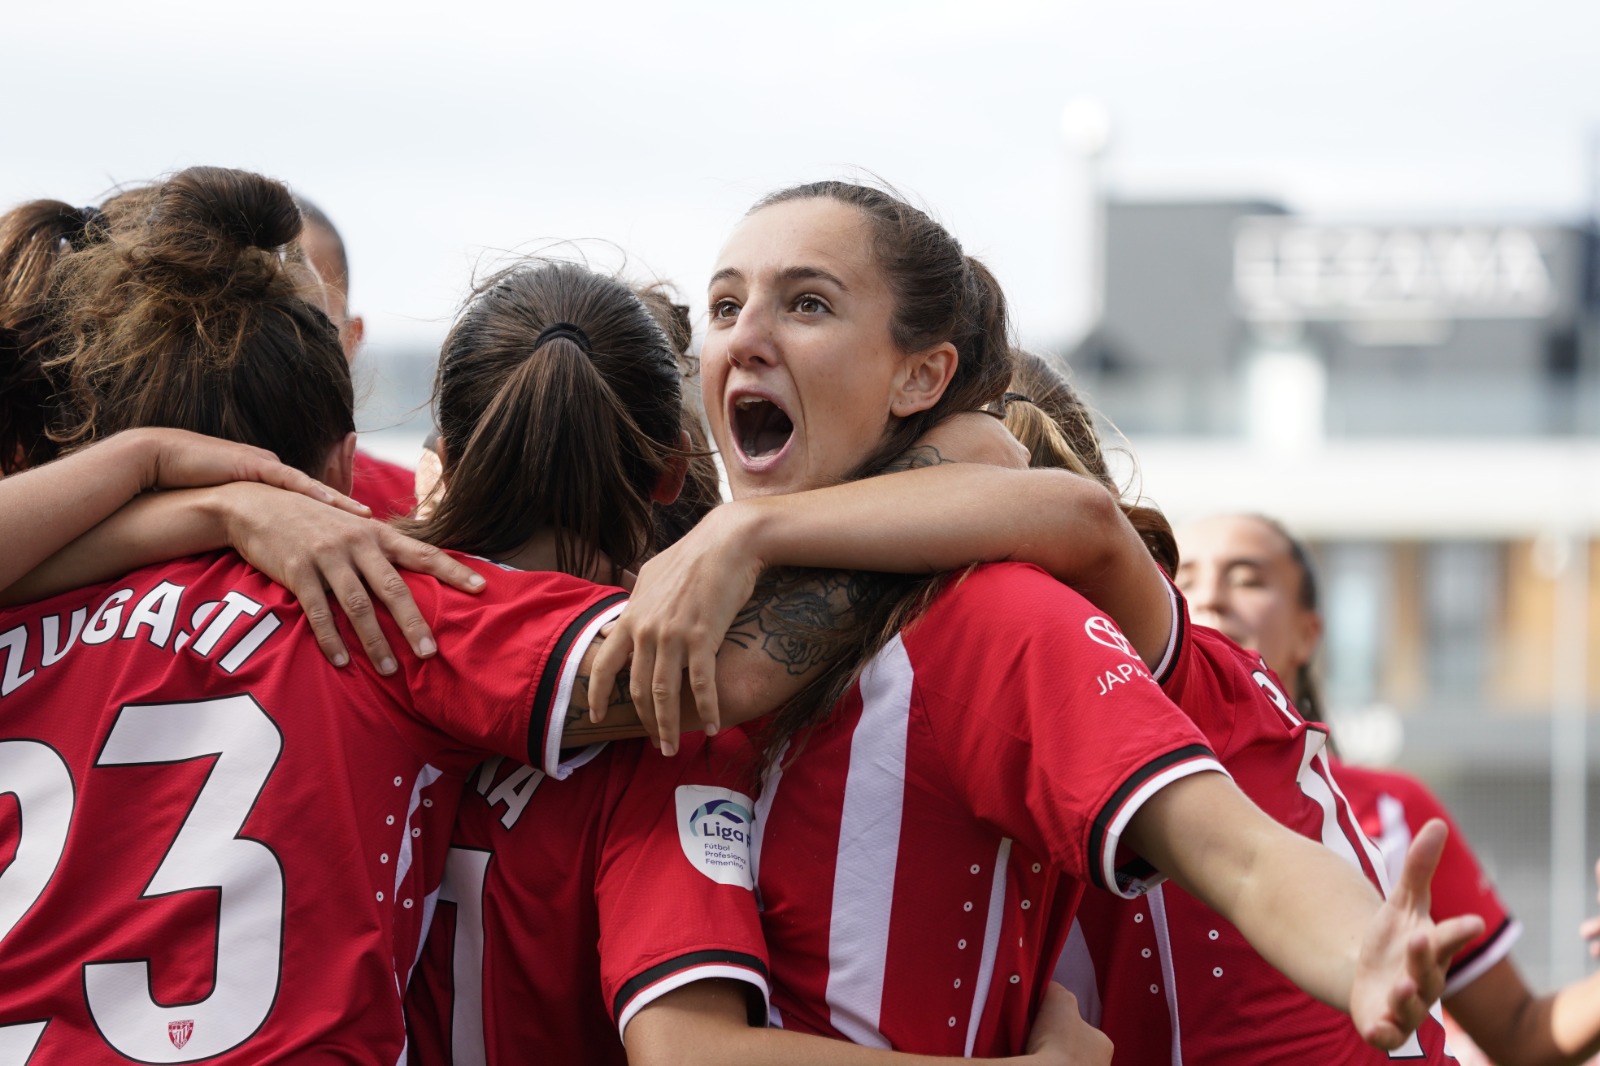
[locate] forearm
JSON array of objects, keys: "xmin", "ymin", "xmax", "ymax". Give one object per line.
[
  {"xmin": 3, "ymin": 486, "xmax": 230, "ymax": 605},
  {"xmin": 1127, "ymin": 774, "xmax": 1379, "ymax": 1011},
  {"xmin": 1453, "ymin": 960, "xmax": 1600, "ymax": 1066},
  {"xmin": 0, "ymin": 432, "xmax": 155, "ymax": 593},
  {"xmin": 725, "ymin": 466, "xmax": 1173, "ymax": 666},
  {"xmin": 625, "ymin": 981, "xmax": 1054, "ymax": 1066},
  {"xmin": 570, "ymin": 567, "xmax": 875, "ymax": 746}
]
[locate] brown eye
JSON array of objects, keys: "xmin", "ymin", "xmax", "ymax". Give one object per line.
[
  {"xmin": 710, "ymin": 298, "xmax": 740, "ymax": 320},
  {"xmin": 793, "ymin": 294, "xmax": 828, "ymax": 314}
]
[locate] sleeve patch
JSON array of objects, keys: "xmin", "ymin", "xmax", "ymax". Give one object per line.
[{"xmin": 675, "ymin": 785, "xmax": 756, "ymax": 889}]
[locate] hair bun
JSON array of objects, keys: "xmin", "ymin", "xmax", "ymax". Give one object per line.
[{"xmin": 152, "ymin": 166, "xmax": 302, "ymax": 253}]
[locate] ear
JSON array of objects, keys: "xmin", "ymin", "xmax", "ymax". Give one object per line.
[
  {"xmin": 1289, "ymin": 607, "xmax": 1323, "ymax": 674},
  {"xmin": 340, "ymin": 315, "xmax": 365, "ymax": 364},
  {"xmin": 890, "ymin": 341, "xmax": 959, "ymax": 418},
  {"xmin": 650, "ymin": 430, "xmax": 691, "ymax": 506},
  {"xmin": 323, "ymin": 431, "xmax": 358, "ymax": 496}
]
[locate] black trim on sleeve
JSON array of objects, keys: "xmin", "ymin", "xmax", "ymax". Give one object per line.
[
  {"xmin": 1088, "ymin": 743, "xmax": 1215, "ymax": 892},
  {"xmin": 1153, "ymin": 585, "xmax": 1187, "ymax": 687},
  {"xmin": 612, "ymin": 949, "xmax": 770, "ymax": 1023},
  {"xmin": 1446, "ymin": 915, "xmax": 1514, "ymax": 979},
  {"xmin": 526, "ymin": 590, "xmax": 629, "ymax": 768}
]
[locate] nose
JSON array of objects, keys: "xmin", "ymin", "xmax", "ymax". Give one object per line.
[{"xmin": 723, "ymin": 300, "xmax": 778, "ymax": 370}]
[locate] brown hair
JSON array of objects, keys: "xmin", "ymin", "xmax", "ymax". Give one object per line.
[
  {"xmin": 635, "ymin": 281, "xmax": 723, "ymax": 551},
  {"xmin": 0, "ymin": 200, "xmax": 107, "ymax": 472},
  {"xmin": 47, "ymin": 166, "xmax": 352, "ymax": 476},
  {"xmin": 1247, "ymin": 514, "xmax": 1327, "ymax": 725},
  {"xmin": 743, "ymin": 181, "xmax": 1017, "ymax": 766},
  {"xmin": 398, "ymin": 261, "xmax": 683, "ymax": 577},
  {"xmin": 1004, "ymin": 350, "xmax": 1180, "ymax": 575}
]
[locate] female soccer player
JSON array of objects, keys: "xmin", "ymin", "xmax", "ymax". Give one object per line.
[
  {"xmin": 588, "ymin": 180, "xmax": 1481, "ymax": 1057},
  {"xmin": 1177, "ymin": 512, "xmax": 1600, "ymax": 1066},
  {"xmin": 0, "ymin": 174, "xmax": 1105, "ymax": 1066},
  {"xmin": 0, "ymin": 166, "xmax": 766, "ymax": 1064}
]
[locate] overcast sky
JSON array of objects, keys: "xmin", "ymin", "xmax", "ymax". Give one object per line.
[{"xmin": 7, "ymin": 0, "xmax": 1597, "ymax": 354}]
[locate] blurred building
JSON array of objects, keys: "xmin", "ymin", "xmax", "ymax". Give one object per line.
[{"xmin": 1069, "ymin": 199, "xmax": 1600, "ymax": 988}]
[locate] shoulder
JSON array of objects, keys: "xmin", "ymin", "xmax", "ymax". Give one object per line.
[{"xmin": 1334, "ymin": 762, "xmax": 1446, "ymax": 821}]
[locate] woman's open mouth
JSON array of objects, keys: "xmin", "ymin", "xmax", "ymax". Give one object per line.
[{"xmin": 729, "ymin": 394, "xmax": 795, "ymax": 468}]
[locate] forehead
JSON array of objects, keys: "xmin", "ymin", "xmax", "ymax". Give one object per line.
[
  {"xmin": 714, "ymin": 198, "xmax": 882, "ymax": 292},
  {"xmin": 1179, "ymin": 515, "xmax": 1293, "ymax": 570}
]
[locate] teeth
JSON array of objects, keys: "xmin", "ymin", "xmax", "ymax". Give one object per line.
[{"xmin": 735, "ymin": 397, "xmax": 765, "ymax": 411}]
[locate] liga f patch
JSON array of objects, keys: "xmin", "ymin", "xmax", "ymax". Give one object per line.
[{"xmin": 675, "ymin": 785, "xmax": 755, "ymax": 889}]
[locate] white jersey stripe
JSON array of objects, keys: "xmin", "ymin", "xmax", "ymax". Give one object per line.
[
  {"xmin": 1296, "ymin": 740, "xmax": 1365, "ymax": 873},
  {"xmin": 751, "ymin": 741, "xmax": 789, "ymax": 888},
  {"xmin": 1322, "ymin": 753, "xmax": 1392, "ymax": 893},
  {"xmin": 1444, "ymin": 917, "xmax": 1522, "ymax": 998},
  {"xmin": 1055, "ymin": 920, "xmax": 1102, "ymax": 1026},
  {"xmin": 964, "ymin": 837, "xmax": 1012, "ymax": 1054},
  {"xmin": 1147, "ymin": 887, "xmax": 1184, "ymax": 1066},
  {"xmin": 825, "ymin": 635, "xmax": 914, "ymax": 1049}
]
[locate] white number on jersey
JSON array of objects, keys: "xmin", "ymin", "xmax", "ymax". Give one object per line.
[
  {"xmin": 0, "ymin": 695, "xmax": 286, "ymax": 1064},
  {"xmin": 437, "ymin": 846, "xmax": 492, "ymax": 1066}
]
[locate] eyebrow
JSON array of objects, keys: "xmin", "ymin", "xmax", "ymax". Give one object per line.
[{"xmin": 706, "ymin": 265, "xmax": 851, "ymax": 293}]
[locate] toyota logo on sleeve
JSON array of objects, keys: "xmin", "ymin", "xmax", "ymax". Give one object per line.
[{"xmin": 1084, "ymin": 617, "xmax": 1137, "ymax": 658}]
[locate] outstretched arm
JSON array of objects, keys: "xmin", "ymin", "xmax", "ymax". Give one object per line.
[
  {"xmin": 0, "ymin": 427, "xmax": 366, "ymax": 592},
  {"xmin": 1444, "ymin": 955, "xmax": 1600, "ymax": 1066},
  {"xmin": 623, "ymin": 980, "xmax": 1110, "ymax": 1066},
  {"xmin": 1126, "ymin": 773, "xmax": 1484, "ymax": 1050},
  {"xmin": 4, "ymin": 442, "xmax": 485, "ymax": 672}
]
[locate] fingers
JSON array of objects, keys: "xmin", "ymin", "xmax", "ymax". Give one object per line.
[
  {"xmin": 1396, "ymin": 818, "xmax": 1449, "ymax": 912},
  {"xmin": 381, "ymin": 529, "xmax": 486, "ymax": 595},
  {"xmin": 287, "ymin": 568, "xmax": 351, "ymax": 668},
  {"xmin": 630, "ymin": 640, "xmax": 661, "ymax": 754},
  {"xmin": 1432, "ymin": 914, "xmax": 1486, "ymax": 967},
  {"xmin": 587, "ymin": 628, "xmax": 627, "ymax": 726},
  {"xmin": 356, "ymin": 547, "xmax": 439, "ymax": 660},
  {"xmin": 650, "ymin": 634, "xmax": 689, "ymax": 758},
  {"xmin": 323, "ymin": 563, "xmax": 398, "ymax": 675},
  {"xmin": 687, "ymin": 630, "xmax": 720, "ymax": 739},
  {"xmin": 254, "ymin": 462, "xmax": 371, "ymax": 517}
]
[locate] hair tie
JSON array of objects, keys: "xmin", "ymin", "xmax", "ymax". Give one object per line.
[
  {"xmin": 534, "ymin": 322, "xmax": 591, "ymax": 352},
  {"xmin": 66, "ymin": 205, "xmax": 106, "ymax": 251},
  {"xmin": 982, "ymin": 391, "xmax": 1034, "ymax": 418}
]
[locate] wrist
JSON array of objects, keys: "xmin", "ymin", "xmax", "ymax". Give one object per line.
[
  {"xmin": 106, "ymin": 428, "xmax": 164, "ymax": 496},
  {"xmin": 711, "ymin": 498, "xmax": 776, "ymax": 573}
]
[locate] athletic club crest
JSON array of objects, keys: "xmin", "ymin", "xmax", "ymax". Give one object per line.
[{"xmin": 168, "ymin": 1020, "xmax": 194, "ymax": 1050}]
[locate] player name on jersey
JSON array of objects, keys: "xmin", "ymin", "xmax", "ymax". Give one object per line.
[{"xmin": 0, "ymin": 580, "xmax": 283, "ymax": 697}]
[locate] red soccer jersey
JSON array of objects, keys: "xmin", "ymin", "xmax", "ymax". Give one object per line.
[
  {"xmin": 352, "ymin": 448, "xmax": 418, "ymax": 520},
  {"xmin": 1334, "ymin": 760, "xmax": 1519, "ymax": 998},
  {"xmin": 404, "ymin": 732, "xmax": 769, "ymax": 1065},
  {"xmin": 749, "ymin": 562, "xmax": 1224, "ymax": 1056},
  {"xmin": 0, "ymin": 551, "xmax": 623, "ymax": 1064},
  {"xmin": 1059, "ymin": 601, "xmax": 1458, "ymax": 1064}
]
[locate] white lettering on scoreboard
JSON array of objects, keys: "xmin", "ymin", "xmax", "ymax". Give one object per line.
[{"xmin": 1233, "ymin": 221, "xmax": 1559, "ymax": 320}]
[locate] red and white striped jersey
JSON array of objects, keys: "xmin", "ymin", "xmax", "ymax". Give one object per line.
[
  {"xmin": 0, "ymin": 551, "xmax": 620, "ymax": 1064},
  {"xmin": 750, "ymin": 562, "xmax": 1223, "ymax": 1056},
  {"xmin": 1059, "ymin": 602, "xmax": 1458, "ymax": 1063},
  {"xmin": 1334, "ymin": 760, "xmax": 1519, "ymax": 999},
  {"xmin": 405, "ymin": 732, "xmax": 769, "ymax": 1066}
]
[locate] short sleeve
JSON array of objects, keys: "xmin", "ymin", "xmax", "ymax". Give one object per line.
[
  {"xmin": 377, "ymin": 557, "xmax": 627, "ymax": 769},
  {"xmin": 1390, "ymin": 778, "xmax": 1519, "ymax": 996},
  {"xmin": 912, "ymin": 565, "xmax": 1226, "ymax": 899},
  {"xmin": 597, "ymin": 733, "xmax": 770, "ymax": 1039}
]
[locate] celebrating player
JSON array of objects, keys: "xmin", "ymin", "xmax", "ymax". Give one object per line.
[
  {"xmin": 1176, "ymin": 512, "xmax": 1600, "ymax": 1066},
  {"xmin": 588, "ymin": 180, "xmax": 1482, "ymax": 1056},
  {"xmin": 0, "ymin": 166, "xmax": 774, "ymax": 1063}
]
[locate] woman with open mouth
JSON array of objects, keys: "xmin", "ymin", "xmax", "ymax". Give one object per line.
[{"xmin": 591, "ymin": 179, "xmax": 1482, "ymax": 1059}]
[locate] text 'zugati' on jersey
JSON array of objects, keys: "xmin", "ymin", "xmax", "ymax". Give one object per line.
[{"xmin": 0, "ymin": 549, "xmax": 624, "ymax": 1063}]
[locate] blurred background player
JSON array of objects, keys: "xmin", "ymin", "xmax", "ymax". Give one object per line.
[
  {"xmin": 296, "ymin": 195, "xmax": 416, "ymax": 518},
  {"xmin": 1176, "ymin": 512, "xmax": 1600, "ymax": 1066}
]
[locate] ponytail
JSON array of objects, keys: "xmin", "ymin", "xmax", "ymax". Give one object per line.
[
  {"xmin": 397, "ymin": 261, "xmax": 683, "ymax": 578},
  {"xmin": 0, "ymin": 200, "xmax": 109, "ymax": 472},
  {"xmin": 47, "ymin": 166, "xmax": 351, "ymax": 476}
]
